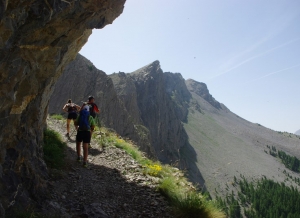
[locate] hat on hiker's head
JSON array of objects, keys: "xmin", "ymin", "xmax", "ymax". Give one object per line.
[
  {"xmin": 83, "ymin": 105, "xmax": 89, "ymax": 111},
  {"xmin": 88, "ymin": 96, "xmax": 94, "ymax": 101}
]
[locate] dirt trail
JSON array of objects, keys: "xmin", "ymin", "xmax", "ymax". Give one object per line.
[{"xmin": 44, "ymin": 117, "xmax": 173, "ymax": 218}]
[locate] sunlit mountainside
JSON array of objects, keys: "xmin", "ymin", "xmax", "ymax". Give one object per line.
[{"xmin": 50, "ymin": 54, "xmax": 300, "ymax": 216}]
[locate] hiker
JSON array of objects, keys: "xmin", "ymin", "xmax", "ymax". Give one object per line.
[
  {"xmin": 74, "ymin": 104, "xmax": 96, "ymax": 167},
  {"xmin": 62, "ymin": 99, "xmax": 81, "ymax": 137},
  {"xmin": 86, "ymin": 96, "xmax": 100, "ymax": 148},
  {"xmin": 87, "ymin": 95, "xmax": 100, "ymax": 118}
]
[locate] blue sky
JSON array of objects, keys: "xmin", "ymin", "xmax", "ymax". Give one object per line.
[{"xmin": 80, "ymin": 0, "xmax": 300, "ymax": 133}]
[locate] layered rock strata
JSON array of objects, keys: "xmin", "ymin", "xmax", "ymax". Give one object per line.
[
  {"xmin": 110, "ymin": 61, "xmax": 205, "ymax": 186},
  {"xmin": 49, "ymin": 54, "xmax": 155, "ymax": 157},
  {"xmin": 50, "ymin": 58, "xmax": 206, "ymax": 187},
  {"xmin": 0, "ymin": 0, "xmax": 125, "ymax": 214},
  {"xmin": 186, "ymin": 79, "xmax": 222, "ymax": 110}
]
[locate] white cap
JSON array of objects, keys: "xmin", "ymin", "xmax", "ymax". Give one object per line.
[{"xmin": 83, "ymin": 105, "xmax": 89, "ymax": 111}]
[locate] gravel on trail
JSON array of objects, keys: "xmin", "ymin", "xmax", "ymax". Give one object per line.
[{"xmin": 43, "ymin": 117, "xmax": 173, "ymax": 218}]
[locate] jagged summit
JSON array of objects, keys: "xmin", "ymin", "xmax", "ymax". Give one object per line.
[
  {"xmin": 131, "ymin": 60, "xmax": 161, "ymax": 76},
  {"xmin": 186, "ymin": 79, "xmax": 222, "ymax": 109},
  {"xmin": 50, "ymin": 56, "xmax": 300, "ymax": 206}
]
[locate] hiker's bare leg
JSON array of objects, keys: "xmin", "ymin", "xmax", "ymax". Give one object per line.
[
  {"xmin": 83, "ymin": 143, "xmax": 89, "ymax": 162},
  {"xmin": 76, "ymin": 141, "xmax": 81, "ymax": 157},
  {"xmin": 66, "ymin": 119, "xmax": 71, "ymax": 134}
]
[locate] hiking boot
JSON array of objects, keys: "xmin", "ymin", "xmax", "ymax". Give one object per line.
[
  {"xmin": 65, "ymin": 133, "xmax": 69, "ymax": 137},
  {"xmin": 83, "ymin": 162, "xmax": 88, "ymax": 168},
  {"xmin": 77, "ymin": 156, "xmax": 82, "ymax": 162}
]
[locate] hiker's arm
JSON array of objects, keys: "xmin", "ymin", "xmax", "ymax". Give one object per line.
[
  {"xmin": 94, "ymin": 104, "xmax": 100, "ymax": 113},
  {"xmin": 62, "ymin": 104, "xmax": 68, "ymax": 112},
  {"xmin": 90, "ymin": 117, "xmax": 96, "ymax": 132},
  {"xmin": 75, "ymin": 104, "xmax": 81, "ymax": 111},
  {"xmin": 91, "ymin": 125, "xmax": 95, "ymax": 131}
]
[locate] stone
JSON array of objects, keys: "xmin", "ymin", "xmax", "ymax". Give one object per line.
[
  {"xmin": 0, "ymin": 0, "xmax": 126, "ymax": 213},
  {"xmin": 0, "ymin": 203, "xmax": 4, "ymax": 218},
  {"xmin": 81, "ymin": 203, "xmax": 108, "ymax": 218}
]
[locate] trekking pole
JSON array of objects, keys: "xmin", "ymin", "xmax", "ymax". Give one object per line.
[{"xmin": 70, "ymin": 127, "xmax": 77, "ymax": 137}]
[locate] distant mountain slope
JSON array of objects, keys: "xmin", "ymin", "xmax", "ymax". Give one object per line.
[
  {"xmin": 49, "ymin": 56, "xmax": 206, "ymax": 188},
  {"xmin": 295, "ymin": 129, "xmax": 300, "ymax": 135},
  {"xmin": 185, "ymin": 79, "xmax": 300, "ymax": 197}
]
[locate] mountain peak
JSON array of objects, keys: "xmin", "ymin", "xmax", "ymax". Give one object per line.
[
  {"xmin": 185, "ymin": 79, "xmax": 222, "ymax": 109},
  {"xmin": 131, "ymin": 60, "xmax": 161, "ymax": 75}
]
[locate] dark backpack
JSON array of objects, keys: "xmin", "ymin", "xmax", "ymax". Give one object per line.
[
  {"xmin": 67, "ymin": 103, "xmax": 77, "ymax": 113},
  {"xmin": 88, "ymin": 103, "xmax": 96, "ymax": 118},
  {"xmin": 79, "ymin": 110, "xmax": 90, "ymax": 131}
]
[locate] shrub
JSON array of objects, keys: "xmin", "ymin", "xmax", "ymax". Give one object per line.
[
  {"xmin": 50, "ymin": 114, "xmax": 64, "ymax": 120},
  {"xmin": 93, "ymin": 127, "xmax": 226, "ymax": 218},
  {"xmin": 158, "ymin": 177, "xmax": 225, "ymax": 218},
  {"xmin": 144, "ymin": 164, "xmax": 162, "ymax": 177},
  {"xmin": 43, "ymin": 129, "xmax": 66, "ymax": 169}
]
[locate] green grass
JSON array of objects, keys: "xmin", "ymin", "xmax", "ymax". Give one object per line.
[
  {"xmin": 93, "ymin": 127, "xmax": 226, "ymax": 218},
  {"xmin": 14, "ymin": 209, "xmax": 36, "ymax": 218},
  {"xmin": 50, "ymin": 114, "xmax": 64, "ymax": 120},
  {"xmin": 158, "ymin": 177, "xmax": 225, "ymax": 218},
  {"xmin": 43, "ymin": 129, "xmax": 66, "ymax": 169},
  {"xmin": 46, "ymin": 115, "xmax": 226, "ymax": 217}
]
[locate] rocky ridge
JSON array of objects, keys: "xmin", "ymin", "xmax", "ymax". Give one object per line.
[
  {"xmin": 50, "ymin": 58, "xmax": 206, "ymax": 188},
  {"xmin": 41, "ymin": 116, "xmax": 173, "ymax": 218},
  {"xmin": 49, "ymin": 55, "xmax": 300, "ymax": 205},
  {"xmin": 185, "ymin": 79, "xmax": 221, "ymax": 110},
  {"xmin": 110, "ymin": 62, "xmax": 206, "ymax": 187},
  {"xmin": 185, "ymin": 78, "xmax": 300, "ymax": 199},
  {"xmin": 49, "ymin": 54, "xmax": 155, "ymax": 157},
  {"xmin": 112, "ymin": 61, "xmax": 187, "ymax": 163}
]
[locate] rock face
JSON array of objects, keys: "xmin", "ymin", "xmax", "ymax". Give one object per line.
[
  {"xmin": 186, "ymin": 79, "xmax": 221, "ymax": 109},
  {"xmin": 124, "ymin": 61, "xmax": 188, "ymax": 163},
  {"xmin": 50, "ymin": 59, "xmax": 205, "ymax": 187},
  {"xmin": 49, "ymin": 54, "xmax": 155, "ymax": 157},
  {"xmin": 50, "ymin": 55, "xmax": 300, "ymax": 203},
  {"xmin": 164, "ymin": 72, "xmax": 192, "ymax": 122},
  {"xmin": 110, "ymin": 61, "xmax": 205, "ymax": 185},
  {"xmin": 185, "ymin": 78, "xmax": 300, "ymax": 199},
  {"xmin": 0, "ymin": 0, "xmax": 125, "ymax": 214}
]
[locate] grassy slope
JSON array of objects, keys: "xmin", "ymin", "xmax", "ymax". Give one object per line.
[
  {"xmin": 45, "ymin": 115, "xmax": 226, "ymax": 218},
  {"xmin": 184, "ymin": 93, "xmax": 300, "ymax": 199}
]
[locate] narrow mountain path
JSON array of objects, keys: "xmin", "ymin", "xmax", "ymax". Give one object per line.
[{"xmin": 44, "ymin": 117, "xmax": 173, "ymax": 218}]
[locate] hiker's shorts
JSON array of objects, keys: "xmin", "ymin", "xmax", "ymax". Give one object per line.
[
  {"xmin": 68, "ymin": 112, "xmax": 77, "ymax": 120},
  {"xmin": 76, "ymin": 131, "xmax": 91, "ymax": 143}
]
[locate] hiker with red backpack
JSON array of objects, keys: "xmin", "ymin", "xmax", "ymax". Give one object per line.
[
  {"xmin": 86, "ymin": 96, "xmax": 100, "ymax": 148},
  {"xmin": 62, "ymin": 99, "xmax": 81, "ymax": 137},
  {"xmin": 74, "ymin": 104, "xmax": 96, "ymax": 167},
  {"xmin": 87, "ymin": 96, "xmax": 100, "ymax": 118}
]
